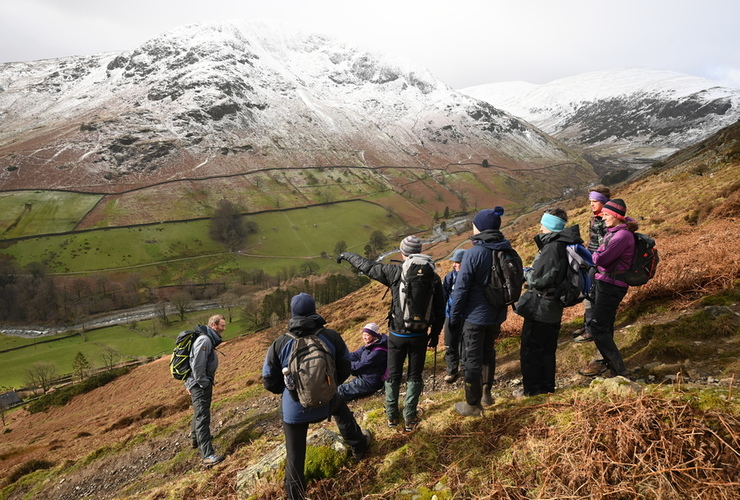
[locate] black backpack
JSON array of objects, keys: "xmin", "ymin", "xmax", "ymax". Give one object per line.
[
  {"xmin": 286, "ymin": 330, "xmax": 338, "ymax": 408},
  {"xmin": 397, "ymin": 254, "xmax": 437, "ymax": 330},
  {"xmin": 556, "ymin": 244, "xmax": 595, "ymax": 307},
  {"xmin": 484, "ymin": 248, "xmax": 524, "ymax": 308},
  {"xmin": 170, "ymin": 328, "xmax": 201, "ymax": 380},
  {"xmin": 613, "ymin": 232, "xmax": 659, "ymax": 286}
]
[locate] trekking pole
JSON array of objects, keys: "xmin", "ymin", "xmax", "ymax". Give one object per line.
[{"xmin": 432, "ymin": 345, "xmax": 437, "ymax": 391}]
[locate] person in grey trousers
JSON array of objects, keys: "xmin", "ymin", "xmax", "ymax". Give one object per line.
[{"xmin": 185, "ymin": 314, "xmax": 225, "ymax": 466}]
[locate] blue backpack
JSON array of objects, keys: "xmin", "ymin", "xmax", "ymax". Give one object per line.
[{"xmin": 556, "ymin": 244, "xmax": 595, "ymax": 307}]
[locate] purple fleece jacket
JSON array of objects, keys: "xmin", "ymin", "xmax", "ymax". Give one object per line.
[{"xmin": 593, "ymin": 224, "xmax": 635, "ymax": 288}]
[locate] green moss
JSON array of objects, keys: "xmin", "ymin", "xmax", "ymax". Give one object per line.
[
  {"xmin": 304, "ymin": 445, "xmax": 346, "ymax": 482},
  {"xmin": 699, "ymin": 281, "xmax": 740, "ymax": 306}
]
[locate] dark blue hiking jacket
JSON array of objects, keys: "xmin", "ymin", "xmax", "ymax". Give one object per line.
[
  {"xmin": 449, "ymin": 229, "xmax": 513, "ymax": 326},
  {"xmin": 262, "ymin": 314, "xmax": 351, "ymax": 424}
]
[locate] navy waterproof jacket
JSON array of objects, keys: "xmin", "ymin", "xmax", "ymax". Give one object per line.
[
  {"xmin": 449, "ymin": 229, "xmax": 513, "ymax": 326},
  {"xmin": 262, "ymin": 314, "xmax": 351, "ymax": 424},
  {"xmin": 348, "ymin": 334, "xmax": 388, "ymax": 390}
]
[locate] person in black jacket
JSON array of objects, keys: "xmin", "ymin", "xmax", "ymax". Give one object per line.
[
  {"xmin": 449, "ymin": 207, "xmax": 514, "ymax": 416},
  {"xmin": 262, "ymin": 293, "xmax": 371, "ymax": 500},
  {"xmin": 514, "ymin": 208, "xmax": 584, "ymax": 396},
  {"xmin": 337, "ymin": 235, "xmax": 445, "ymax": 432}
]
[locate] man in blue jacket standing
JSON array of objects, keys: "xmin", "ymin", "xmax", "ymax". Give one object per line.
[
  {"xmin": 262, "ymin": 293, "xmax": 371, "ymax": 500},
  {"xmin": 449, "ymin": 207, "xmax": 513, "ymax": 416},
  {"xmin": 186, "ymin": 314, "xmax": 226, "ymax": 466}
]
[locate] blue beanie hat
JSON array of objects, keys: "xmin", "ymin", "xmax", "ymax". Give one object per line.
[
  {"xmin": 472, "ymin": 206, "xmax": 505, "ymax": 231},
  {"xmin": 290, "ymin": 293, "xmax": 316, "ymax": 317}
]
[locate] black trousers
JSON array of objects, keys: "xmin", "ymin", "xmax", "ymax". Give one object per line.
[
  {"xmin": 520, "ymin": 318, "xmax": 560, "ymax": 396},
  {"xmin": 444, "ymin": 317, "xmax": 463, "ymax": 375},
  {"xmin": 461, "ymin": 321, "xmax": 500, "ymax": 405},
  {"xmin": 283, "ymin": 396, "xmax": 366, "ymax": 500},
  {"xmin": 385, "ymin": 333, "xmax": 427, "ymax": 422},
  {"xmin": 589, "ymin": 280, "xmax": 628, "ymax": 375},
  {"xmin": 190, "ymin": 384, "xmax": 215, "ymax": 458}
]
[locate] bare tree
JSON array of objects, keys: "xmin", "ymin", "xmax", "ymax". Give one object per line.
[
  {"xmin": 169, "ymin": 291, "xmax": 192, "ymax": 322},
  {"xmin": 97, "ymin": 344, "xmax": 122, "ymax": 371},
  {"xmin": 26, "ymin": 361, "xmax": 58, "ymax": 394},
  {"xmin": 155, "ymin": 301, "xmax": 170, "ymax": 325},
  {"xmin": 220, "ymin": 291, "xmax": 240, "ymax": 323}
]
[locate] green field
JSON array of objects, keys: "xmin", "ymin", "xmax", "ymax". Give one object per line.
[
  {"xmin": 0, "ymin": 309, "xmax": 248, "ymax": 389},
  {"xmin": 1, "ymin": 200, "xmax": 405, "ymax": 275},
  {"xmin": 0, "ymin": 191, "xmax": 102, "ymax": 238}
]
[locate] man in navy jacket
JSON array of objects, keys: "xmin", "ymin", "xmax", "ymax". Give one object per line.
[{"xmin": 449, "ymin": 207, "xmax": 514, "ymax": 416}]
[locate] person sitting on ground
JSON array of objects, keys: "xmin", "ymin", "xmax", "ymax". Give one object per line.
[{"xmin": 337, "ymin": 323, "xmax": 388, "ymax": 402}]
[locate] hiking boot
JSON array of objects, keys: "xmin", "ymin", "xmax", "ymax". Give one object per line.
[
  {"xmin": 571, "ymin": 326, "xmax": 586, "ymax": 338},
  {"xmin": 455, "ymin": 402, "xmax": 483, "ymax": 417},
  {"xmin": 352, "ymin": 429, "xmax": 373, "ymax": 459},
  {"xmin": 578, "ymin": 361, "xmax": 608, "ymax": 377},
  {"xmin": 202, "ymin": 454, "xmax": 224, "ymax": 467},
  {"xmin": 481, "ymin": 387, "xmax": 494, "ymax": 407},
  {"xmin": 573, "ymin": 332, "xmax": 594, "ymax": 343},
  {"xmin": 404, "ymin": 417, "xmax": 421, "ymax": 432},
  {"xmin": 387, "ymin": 418, "xmax": 399, "ymax": 428},
  {"xmin": 191, "ymin": 441, "xmax": 198, "ymax": 449},
  {"xmin": 444, "ymin": 372, "xmax": 459, "ymax": 384}
]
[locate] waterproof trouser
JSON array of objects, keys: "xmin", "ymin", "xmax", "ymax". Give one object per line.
[
  {"xmin": 337, "ymin": 376, "xmax": 381, "ymax": 402},
  {"xmin": 520, "ymin": 318, "xmax": 560, "ymax": 396},
  {"xmin": 190, "ymin": 383, "xmax": 216, "ymax": 459},
  {"xmin": 283, "ymin": 395, "xmax": 366, "ymax": 500},
  {"xmin": 444, "ymin": 317, "xmax": 463, "ymax": 375},
  {"xmin": 589, "ymin": 280, "xmax": 628, "ymax": 376},
  {"xmin": 461, "ymin": 321, "xmax": 500, "ymax": 406},
  {"xmin": 384, "ymin": 333, "xmax": 427, "ymax": 422}
]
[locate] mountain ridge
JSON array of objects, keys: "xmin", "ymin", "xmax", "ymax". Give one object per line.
[
  {"xmin": 460, "ymin": 67, "xmax": 740, "ymax": 172},
  {"xmin": 0, "ymin": 20, "xmax": 584, "ymax": 194}
]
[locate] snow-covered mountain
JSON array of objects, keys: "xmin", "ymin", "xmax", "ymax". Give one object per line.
[
  {"xmin": 460, "ymin": 68, "xmax": 740, "ymax": 172},
  {"xmin": 0, "ymin": 20, "xmax": 587, "ymax": 192}
]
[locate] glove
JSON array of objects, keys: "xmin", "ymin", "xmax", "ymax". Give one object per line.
[
  {"xmin": 336, "ymin": 253, "xmax": 345, "ymax": 264},
  {"xmin": 427, "ymin": 334, "xmax": 439, "ymax": 348}
]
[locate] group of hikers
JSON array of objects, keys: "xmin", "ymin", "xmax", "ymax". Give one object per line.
[{"xmin": 181, "ymin": 185, "xmax": 644, "ymax": 500}]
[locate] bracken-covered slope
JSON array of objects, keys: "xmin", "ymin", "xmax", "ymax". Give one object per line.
[{"xmin": 0, "ymin": 20, "xmax": 588, "ymax": 195}]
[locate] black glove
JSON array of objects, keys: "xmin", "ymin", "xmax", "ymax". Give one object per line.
[
  {"xmin": 336, "ymin": 253, "xmax": 345, "ymax": 264},
  {"xmin": 427, "ymin": 334, "xmax": 439, "ymax": 348}
]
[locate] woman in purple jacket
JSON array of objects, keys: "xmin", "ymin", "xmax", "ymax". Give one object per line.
[
  {"xmin": 337, "ymin": 323, "xmax": 389, "ymax": 401},
  {"xmin": 579, "ymin": 198, "xmax": 636, "ymax": 377}
]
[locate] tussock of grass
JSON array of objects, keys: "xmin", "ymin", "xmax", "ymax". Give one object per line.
[{"xmin": 302, "ymin": 389, "xmax": 740, "ymax": 499}]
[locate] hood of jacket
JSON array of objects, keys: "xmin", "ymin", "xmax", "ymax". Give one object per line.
[
  {"xmin": 197, "ymin": 324, "xmax": 223, "ymax": 348},
  {"xmin": 471, "ymin": 229, "xmax": 513, "ymax": 251},
  {"xmin": 287, "ymin": 314, "xmax": 328, "ymax": 337},
  {"xmin": 534, "ymin": 224, "xmax": 583, "ymax": 249}
]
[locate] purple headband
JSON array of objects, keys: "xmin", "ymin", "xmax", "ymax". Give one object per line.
[
  {"xmin": 589, "ymin": 191, "xmax": 609, "ymax": 204},
  {"xmin": 362, "ymin": 326, "xmax": 381, "ymax": 338}
]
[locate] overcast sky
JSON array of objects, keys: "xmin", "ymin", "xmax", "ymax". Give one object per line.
[{"xmin": 1, "ymin": 0, "xmax": 739, "ymax": 89}]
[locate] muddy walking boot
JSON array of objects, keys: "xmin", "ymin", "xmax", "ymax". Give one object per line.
[{"xmin": 480, "ymin": 365, "xmax": 494, "ymax": 407}]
